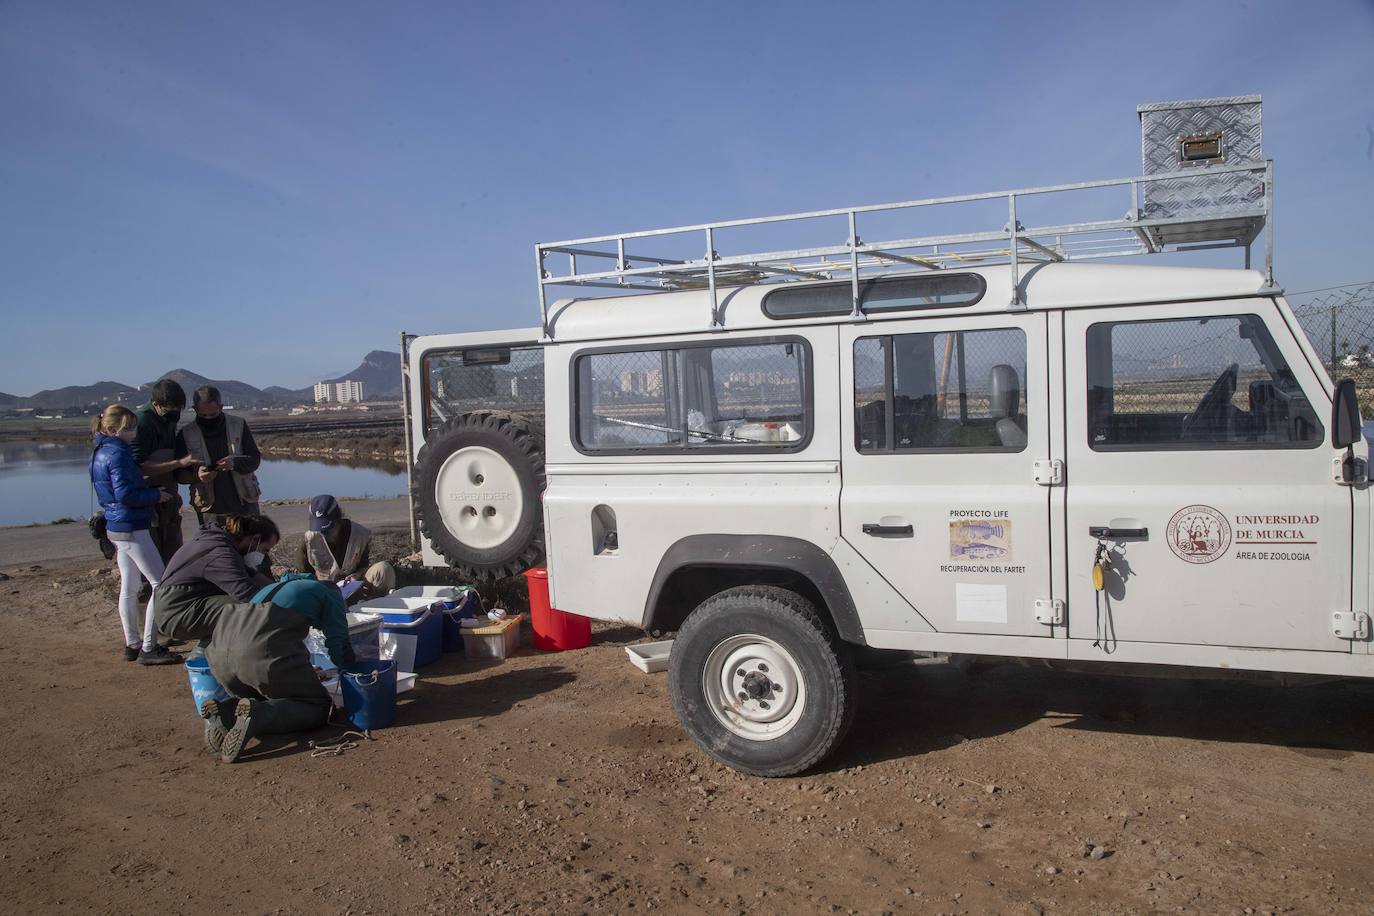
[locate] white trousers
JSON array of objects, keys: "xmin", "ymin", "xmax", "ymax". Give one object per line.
[{"xmin": 113, "ymin": 529, "xmax": 165, "ymax": 652}]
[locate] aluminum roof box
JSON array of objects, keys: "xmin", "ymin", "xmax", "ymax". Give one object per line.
[{"xmin": 1137, "ymin": 95, "xmax": 1264, "ymax": 247}]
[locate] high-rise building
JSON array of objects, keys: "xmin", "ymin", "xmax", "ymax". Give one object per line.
[
  {"xmin": 334, "ymin": 380, "xmax": 363, "ymax": 404},
  {"xmin": 313, "ymin": 382, "xmax": 333, "ymax": 403}
]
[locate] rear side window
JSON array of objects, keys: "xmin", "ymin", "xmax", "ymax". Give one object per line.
[
  {"xmin": 423, "ymin": 345, "xmax": 544, "ymax": 433},
  {"xmin": 1085, "ymin": 314, "xmax": 1323, "ymax": 450},
  {"xmin": 854, "ymin": 327, "xmax": 1028, "ymax": 453},
  {"xmin": 576, "ymin": 339, "xmax": 810, "ymax": 452},
  {"xmin": 763, "ymin": 273, "xmax": 985, "ymax": 319}
]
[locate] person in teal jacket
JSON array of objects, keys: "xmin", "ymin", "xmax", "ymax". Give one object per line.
[
  {"xmin": 200, "ymin": 573, "xmax": 355, "ymax": 763},
  {"xmin": 254, "ymin": 572, "xmax": 353, "ymax": 667}
]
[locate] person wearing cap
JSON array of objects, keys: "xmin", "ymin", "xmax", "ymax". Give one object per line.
[{"xmin": 293, "ymin": 495, "xmax": 395, "ymax": 604}]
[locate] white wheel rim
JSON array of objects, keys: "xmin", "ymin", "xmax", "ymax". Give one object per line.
[
  {"xmin": 434, "ymin": 445, "xmax": 525, "ymax": 551},
  {"xmin": 702, "ymin": 634, "xmax": 806, "ymax": 742}
]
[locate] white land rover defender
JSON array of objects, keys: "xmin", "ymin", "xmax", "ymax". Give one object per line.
[{"xmin": 402, "ymin": 97, "xmax": 1373, "ymax": 776}]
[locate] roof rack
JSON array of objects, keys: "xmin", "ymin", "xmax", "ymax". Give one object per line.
[{"xmin": 534, "ymin": 160, "xmax": 1272, "ymax": 339}]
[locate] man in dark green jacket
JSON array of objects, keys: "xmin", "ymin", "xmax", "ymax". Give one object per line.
[{"xmin": 131, "ymin": 379, "xmax": 199, "ymax": 565}]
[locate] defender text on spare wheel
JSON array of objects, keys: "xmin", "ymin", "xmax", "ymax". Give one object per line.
[{"xmin": 412, "ymin": 410, "xmax": 545, "ymax": 580}]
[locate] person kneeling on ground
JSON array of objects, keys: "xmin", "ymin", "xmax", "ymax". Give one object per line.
[
  {"xmin": 155, "ymin": 514, "xmax": 280, "ymax": 648},
  {"xmin": 294, "ymin": 494, "xmax": 395, "ymax": 604},
  {"xmin": 159, "ymin": 569, "xmax": 354, "ymax": 763},
  {"xmin": 199, "ymin": 572, "xmax": 355, "ymax": 763}
]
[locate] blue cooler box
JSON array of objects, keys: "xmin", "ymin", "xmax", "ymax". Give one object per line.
[{"xmin": 357, "ymin": 587, "xmax": 453, "ymax": 670}]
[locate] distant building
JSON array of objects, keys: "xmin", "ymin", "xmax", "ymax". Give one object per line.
[{"xmin": 313, "ymin": 379, "xmax": 363, "ymax": 404}]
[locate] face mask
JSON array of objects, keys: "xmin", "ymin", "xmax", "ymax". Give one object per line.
[
  {"xmin": 165, "ymin": 409, "xmax": 182, "ymax": 424},
  {"xmin": 244, "ymin": 551, "xmax": 265, "ymax": 568}
]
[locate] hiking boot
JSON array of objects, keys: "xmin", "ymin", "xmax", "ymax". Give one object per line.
[
  {"xmin": 138, "ymin": 645, "xmax": 181, "ymax": 666},
  {"xmin": 220, "ymin": 699, "xmax": 258, "ymax": 763},
  {"xmin": 199, "ymin": 698, "xmax": 233, "ymax": 755},
  {"xmin": 123, "ymin": 645, "xmax": 140, "ymax": 662}
]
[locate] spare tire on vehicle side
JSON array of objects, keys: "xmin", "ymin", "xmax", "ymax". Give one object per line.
[{"xmin": 412, "ymin": 410, "xmax": 545, "ymax": 581}]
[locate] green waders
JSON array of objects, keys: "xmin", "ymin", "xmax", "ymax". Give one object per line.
[
  {"xmin": 204, "ymin": 601, "xmax": 332, "ymax": 735},
  {"xmin": 155, "ymin": 584, "xmax": 331, "ymax": 737}
]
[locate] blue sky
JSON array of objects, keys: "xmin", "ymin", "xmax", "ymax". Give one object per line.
[{"xmin": 1, "ymin": 0, "xmax": 1372, "ymax": 394}]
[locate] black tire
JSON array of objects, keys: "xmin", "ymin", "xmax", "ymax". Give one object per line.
[
  {"xmin": 412, "ymin": 410, "xmax": 545, "ymax": 581},
  {"xmin": 669, "ymin": 585, "xmax": 857, "ymax": 777}
]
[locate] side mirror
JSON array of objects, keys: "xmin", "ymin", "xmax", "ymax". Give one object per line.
[{"xmin": 1332, "ymin": 378, "xmax": 1362, "ymax": 449}]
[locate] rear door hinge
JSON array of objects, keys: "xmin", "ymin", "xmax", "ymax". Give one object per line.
[
  {"xmin": 1332, "ymin": 454, "xmax": 1367, "ymax": 485},
  {"xmin": 1333, "ymin": 611, "xmax": 1369, "ymax": 641},
  {"xmin": 1033, "ymin": 459, "xmax": 1064, "ymax": 486},
  {"xmin": 1034, "ymin": 597, "xmax": 1065, "ymax": 626}
]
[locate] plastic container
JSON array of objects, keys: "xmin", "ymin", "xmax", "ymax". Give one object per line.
[
  {"xmin": 381, "ymin": 607, "xmax": 442, "ymax": 671},
  {"xmin": 625, "ymin": 639, "xmax": 674, "ymax": 673},
  {"xmin": 441, "ymin": 590, "xmax": 483, "ymax": 653},
  {"xmin": 463, "ymin": 613, "xmax": 524, "ymax": 661},
  {"xmin": 305, "ymin": 612, "xmax": 383, "ymax": 672},
  {"xmin": 524, "ymin": 568, "xmax": 592, "ymax": 651},
  {"xmin": 339, "ymin": 659, "xmax": 397, "ymax": 730},
  {"xmin": 347, "ymin": 612, "xmax": 383, "ymax": 660},
  {"xmin": 184, "ymin": 656, "xmax": 231, "ymax": 715},
  {"xmin": 356, "ymin": 588, "xmax": 450, "ymax": 670}
]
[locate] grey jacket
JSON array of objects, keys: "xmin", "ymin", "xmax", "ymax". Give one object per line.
[{"xmin": 160, "ymin": 526, "xmax": 259, "ymax": 601}]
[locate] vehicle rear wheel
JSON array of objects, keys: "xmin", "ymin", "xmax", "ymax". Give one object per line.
[
  {"xmin": 412, "ymin": 411, "xmax": 544, "ymax": 580},
  {"xmin": 669, "ymin": 585, "xmax": 856, "ymax": 777}
]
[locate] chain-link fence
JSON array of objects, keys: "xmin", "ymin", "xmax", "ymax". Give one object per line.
[
  {"xmin": 580, "ymin": 341, "xmax": 808, "ymax": 449},
  {"xmin": 1291, "ymin": 282, "xmax": 1374, "ymax": 417},
  {"xmin": 424, "ymin": 345, "xmax": 545, "ymax": 431},
  {"xmin": 854, "ymin": 327, "xmax": 1029, "ymax": 451}
]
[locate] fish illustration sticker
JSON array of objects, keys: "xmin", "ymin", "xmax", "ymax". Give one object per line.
[{"xmin": 949, "ymin": 517, "xmax": 1012, "ymax": 561}]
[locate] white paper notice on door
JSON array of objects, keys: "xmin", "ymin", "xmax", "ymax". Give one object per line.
[{"xmin": 955, "ymin": 583, "xmax": 1008, "ymax": 624}]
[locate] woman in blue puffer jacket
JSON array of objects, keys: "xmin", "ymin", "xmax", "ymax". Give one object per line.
[{"xmin": 89, "ymin": 405, "xmax": 180, "ymax": 665}]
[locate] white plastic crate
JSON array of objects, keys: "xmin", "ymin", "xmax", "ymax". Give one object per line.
[{"xmin": 463, "ymin": 614, "xmax": 524, "ymax": 660}]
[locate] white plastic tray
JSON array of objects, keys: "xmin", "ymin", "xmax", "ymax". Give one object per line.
[{"xmin": 625, "ymin": 640, "xmax": 673, "ymax": 674}]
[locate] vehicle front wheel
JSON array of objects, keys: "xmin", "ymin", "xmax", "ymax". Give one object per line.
[{"xmin": 668, "ymin": 585, "xmax": 857, "ymax": 777}]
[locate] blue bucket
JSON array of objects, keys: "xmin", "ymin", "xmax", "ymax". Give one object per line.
[
  {"xmin": 340, "ymin": 659, "xmax": 397, "ymax": 730},
  {"xmin": 185, "ymin": 656, "xmax": 231, "ymax": 715}
]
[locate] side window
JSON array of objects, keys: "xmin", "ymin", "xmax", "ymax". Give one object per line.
[
  {"xmin": 706, "ymin": 343, "xmax": 806, "ymax": 441},
  {"xmin": 1085, "ymin": 314, "xmax": 1323, "ymax": 450},
  {"xmin": 578, "ymin": 350, "xmax": 681, "ymax": 448},
  {"xmin": 423, "ymin": 345, "xmax": 544, "ymax": 432},
  {"xmin": 576, "ymin": 340, "xmax": 809, "ymax": 452},
  {"xmin": 854, "ymin": 327, "xmax": 1028, "ymax": 453}
]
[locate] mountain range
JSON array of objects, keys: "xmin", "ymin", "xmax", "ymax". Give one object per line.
[{"xmin": 1, "ymin": 350, "xmax": 401, "ymax": 410}]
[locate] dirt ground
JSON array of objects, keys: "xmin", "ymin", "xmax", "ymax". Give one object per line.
[{"xmin": 4, "ymin": 533, "xmax": 1374, "ymax": 915}]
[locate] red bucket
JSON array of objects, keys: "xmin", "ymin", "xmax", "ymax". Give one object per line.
[{"xmin": 524, "ymin": 568, "xmax": 591, "ymax": 651}]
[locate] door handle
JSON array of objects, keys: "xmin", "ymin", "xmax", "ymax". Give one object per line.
[
  {"xmin": 1089, "ymin": 526, "xmax": 1148, "ymax": 540},
  {"xmin": 863, "ymin": 522, "xmax": 914, "ymax": 537}
]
